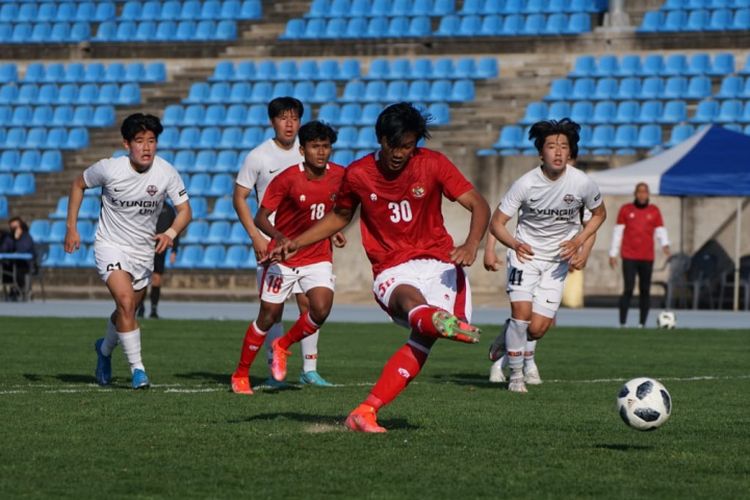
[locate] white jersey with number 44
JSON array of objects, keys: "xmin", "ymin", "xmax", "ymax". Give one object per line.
[
  {"xmin": 498, "ymin": 165, "xmax": 602, "ymax": 262},
  {"xmin": 83, "ymin": 155, "xmax": 189, "ymax": 262}
]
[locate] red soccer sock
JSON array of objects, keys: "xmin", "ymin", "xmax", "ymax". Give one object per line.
[
  {"xmin": 364, "ymin": 341, "xmax": 429, "ymax": 411},
  {"xmin": 407, "ymin": 305, "xmax": 448, "ymax": 339},
  {"xmin": 234, "ymin": 322, "xmax": 267, "ymax": 377},
  {"xmin": 278, "ymin": 312, "xmax": 319, "ymax": 350}
]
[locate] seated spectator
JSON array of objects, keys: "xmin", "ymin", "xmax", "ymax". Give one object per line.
[{"xmin": 2, "ymin": 217, "xmax": 37, "ymax": 300}]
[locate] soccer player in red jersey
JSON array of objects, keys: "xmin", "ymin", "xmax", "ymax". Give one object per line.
[
  {"xmin": 230, "ymin": 121, "xmax": 346, "ymax": 395},
  {"xmin": 269, "ymin": 103, "xmax": 491, "ymax": 432},
  {"xmin": 609, "ymin": 182, "xmax": 670, "ymax": 327}
]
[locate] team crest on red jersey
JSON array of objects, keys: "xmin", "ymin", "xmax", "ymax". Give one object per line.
[
  {"xmin": 411, "ymin": 185, "xmax": 426, "ymax": 198},
  {"xmin": 563, "ymin": 194, "xmax": 575, "ymax": 204},
  {"xmin": 299, "ymin": 194, "xmax": 306, "ymax": 202},
  {"xmin": 146, "ymin": 185, "xmax": 158, "ymax": 196},
  {"xmin": 370, "ymin": 193, "xmax": 378, "ymax": 202}
]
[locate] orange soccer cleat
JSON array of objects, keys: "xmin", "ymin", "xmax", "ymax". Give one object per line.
[
  {"xmin": 344, "ymin": 405, "xmax": 387, "ymax": 433},
  {"xmin": 231, "ymin": 373, "xmax": 254, "ymax": 395},
  {"xmin": 270, "ymin": 339, "xmax": 291, "ymax": 382}
]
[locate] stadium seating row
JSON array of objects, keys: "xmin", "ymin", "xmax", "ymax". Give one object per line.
[
  {"xmin": 0, "ymin": 83, "xmax": 141, "ymax": 105},
  {"xmin": 207, "ymin": 57, "xmax": 498, "ymax": 83},
  {"xmin": 569, "ymin": 53, "xmax": 745, "ymax": 78},
  {"xmin": 638, "ymin": 8, "xmax": 750, "ymax": 31},
  {"xmin": 521, "ymin": 99, "xmax": 750, "ymax": 125},
  {"xmin": 116, "ymin": 0, "xmax": 261, "ymax": 21},
  {"xmin": 94, "ymin": 19, "xmax": 237, "ymax": 41},
  {"xmin": 0, "ymin": 105, "xmax": 115, "ymax": 127},
  {"xmin": 0, "ymin": 173, "xmax": 35, "ymax": 195},
  {"xmin": 183, "ymin": 80, "xmax": 476, "ymax": 104},
  {"xmin": 660, "ymin": 0, "xmax": 750, "ymax": 9},
  {"xmin": 0, "ymin": 1, "xmax": 116, "ymax": 22},
  {"xmin": 40, "ymin": 242, "xmax": 259, "ymax": 269},
  {"xmin": 0, "ymin": 21, "xmax": 91, "ymax": 43},
  {"xmin": 0, "ymin": 150, "xmax": 62, "ymax": 172},
  {"xmin": 162, "ymin": 102, "xmax": 450, "ymax": 128},
  {"xmin": 281, "ymin": 12, "xmax": 593, "ymax": 39},
  {"xmin": 0, "ymin": 128, "xmax": 88, "ymax": 151},
  {"xmin": 2, "ymin": 62, "xmax": 167, "ymax": 84},
  {"xmin": 302, "ymin": 0, "xmax": 604, "ymax": 18},
  {"xmin": 545, "ymin": 76, "xmax": 750, "ymax": 101}
]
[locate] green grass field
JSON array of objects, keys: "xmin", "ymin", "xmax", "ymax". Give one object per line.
[{"xmin": 0, "ymin": 316, "xmax": 748, "ymax": 499}]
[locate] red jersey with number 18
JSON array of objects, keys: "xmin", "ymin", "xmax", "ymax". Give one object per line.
[
  {"xmin": 335, "ymin": 148, "xmax": 474, "ymax": 278},
  {"xmin": 262, "ymin": 162, "xmax": 346, "ymax": 267}
]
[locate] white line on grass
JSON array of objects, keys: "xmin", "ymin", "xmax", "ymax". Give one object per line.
[{"xmin": 1, "ymin": 374, "xmax": 748, "ymax": 396}]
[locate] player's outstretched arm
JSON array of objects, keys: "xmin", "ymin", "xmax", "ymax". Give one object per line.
[
  {"xmin": 489, "ymin": 208, "xmax": 534, "ymax": 263},
  {"xmin": 154, "ymin": 201, "xmax": 191, "ymax": 254},
  {"xmin": 483, "ymin": 232, "xmax": 502, "ymax": 271},
  {"xmin": 233, "ymin": 183, "xmax": 268, "ymax": 259},
  {"xmin": 561, "ymin": 203, "xmax": 606, "ymax": 260},
  {"xmin": 64, "ymin": 174, "xmax": 87, "ymax": 253},
  {"xmin": 267, "ymin": 207, "xmax": 353, "ymax": 263},
  {"xmin": 451, "ymin": 189, "xmax": 490, "ymax": 266}
]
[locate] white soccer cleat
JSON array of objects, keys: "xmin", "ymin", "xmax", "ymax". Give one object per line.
[
  {"xmin": 508, "ymin": 372, "xmax": 528, "ymax": 393},
  {"xmin": 523, "ymin": 364, "xmax": 543, "ymax": 385},
  {"xmin": 489, "ymin": 357, "xmax": 507, "ymax": 383}
]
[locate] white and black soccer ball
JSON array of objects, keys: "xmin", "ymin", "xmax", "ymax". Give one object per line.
[
  {"xmin": 617, "ymin": 377, "xmax": 672, "ymax": 431},
  {"xmin": 656, "ymin": 311, "xmax": 677, "ymax": 330}
]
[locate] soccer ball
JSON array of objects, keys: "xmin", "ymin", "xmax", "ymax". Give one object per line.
[
  {"xmin": 617, "ymin": 377, "xmax": 672, "ymax": 431},
  {"xmin": 656, "ymin": 311, "xmax": 676, "ymax": 329}
]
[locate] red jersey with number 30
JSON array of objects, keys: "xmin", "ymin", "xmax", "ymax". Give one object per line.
[
  {"xmin": 336, "ymin": 148, "xmax": 474, "ymax": 278},
  {"xmin": 262, "ymin": 162, "xmax": 345, "ymax": 267}
]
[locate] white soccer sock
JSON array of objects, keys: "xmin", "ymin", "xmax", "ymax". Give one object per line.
[
  {"xmin": 301, "ymin": 330, "xmax": 319, "ymax": 373},
  {"xmin": 118, "ymin": 328, "xmax": 145, "ymax": 374},
  {"xmin": 506, "ymin": 318, "xmax": 529, "ymax": 374},
  {"xmin": 100, "ymin": 318, "xmax": 119, "ymax": 356},
  {"xmin": 264, "ymin": 321, "xmax": 284, "ymax": 366},
  {"xmin": 524, "ymin": 340, "xmax": 537, "ymax": 368}
]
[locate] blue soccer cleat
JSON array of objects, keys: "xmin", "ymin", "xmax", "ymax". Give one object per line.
[
  {"xmin": 262, "ymin": 376, "xmax": 291, "ymax": 390},
  {"xmin": 131, "ymin": 369, "xmax": 150, "ymax": 389},
  {"xmin": 299, "ymin": 371, "xmax": 334, "ymax": 387},
  {"xmin": 94, "ymin": 338, "xmax": 112, "ymax": 386}
]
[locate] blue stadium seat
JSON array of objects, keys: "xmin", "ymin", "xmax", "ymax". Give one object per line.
[
  {"xmin": 93, "ymin": 106, "xmax": 115, "ymax": 127},
  {"xmin": 385, "ymin": 80, "xmax": 408, "ymax": 102},
  {"xmin": 359, "ymin": 103, "xmax": 381, "ymax": 125},
  {"xmin": 435, "ymin": 14, "xmax": 460, "ymax": 36},
  {"xmin": 163, "ymin": 104, "xmax": 184, "ymax": 126},
  {"xmin": 331, "ymin": 149, "xmax": 354, "ymax": 166},
  {"xmin": 635, "ymin": 124, "xmax": 662, "ymax": 149},
  {"xmin": 270, "ymin": 81, "xmax": 294, "ymax": 99},
  {"xmin": 715, "ymin": 99, "xmax": 743, "ymax": 122},
  {"xmin": 239, "ymin": 0, "xmax": 262, "ymax": 19},
  {"xmin": 571, "ymin": 78, "xmax": 595, "ymax": 100},
  {"xmin": 493, "ymin": 125, "xmax": 524, "ymax": 149},
  {"xmin": 639, "ymin": 77, "xmax": 664, "ymax": 100},
  {"xmin": 591, "ymin": 101, "xmax": 616, "ymax": 124},
  {"xmin": 206, "ymin": 221, "xmax": 231, "ymax": 244},
  {"xmin": 0, "ymin": 64, "xmax": 17, "ymax": 83},
  {"xmin": 208, "ymin": 174, "xmax": 233, "ymax": 196},
  {"xmin": 24, "ymin": 63, "xmax": 44, "ymax": 82},
  {"xmin": 328, "ymin": 60, "xmax": 352, "ymax": 80},
  {"xmin": 690, "ymin": 99, "xmax": 719, "ymax": 123},
  {"xmin": 208, "ymin": 82, "xmax": 231, "ymax": 103},
  {"xmin": 662, "ymin": 9, "xmax": 687, "ymax": 31},
  {"xmin": 46, "ymin": 128, "xmax": 68, "ymax": 149},
  {"xmin": 79, "ymin": 196, "xmax": 101, "ymax": 219},
  {"xmin": 310, "ymin": 81, "xmax": 336, "ymax": 104},
  {"xmin": 189, "ymin": 173, "xmax": 211, "ymax": 196},
  {"xmin": 709, "ymin": 53, "xmax": 735, "ymax": 76},
  {"xmin": 208, "ymin": 197, "xmax": 234, "ymax": 220},
  {"xmin": 640, "ymin": 55, "xmax": 664, "ymax": 76},
  {"xmin": 193, "ymin": 150, "xmax": 215, "ymax": 173},
  {"xmin": 215, "ymin": 150, "xmax": 238, "ymax": 172},
  {"xmin": 520, "ymin": 101, "xmax": 548, "ymax": 125},
  {"xmin": 707, "ymin": 8, "xmax": 732, "ymax": 30},
  {"xmin": 95, "ymin": 2, "xmax": 116, "ymax": 22},
  {"xmin": 121, "ymin": 1, "xmax": 141, "ymax": 20},
  {"xmin": 684, "ymin": 9, "xmax": 709, "ymax": 31},
  {"xmin": 303, "ymin": 19, "xmax": 326, "ymax": 38},
  {"xmin": 521, "ymin": 13, "xmax": 545, "ymax": 35},
  {"xmin": 336, "ymin": 127, "xmax": 358, "ymax": 148},
  {"xmin": 221, "ymin": 245, "xmax": 249, "ymax": 269},
  {"xmin": 246, "ymin": 104, "xmax": 266, "ymax": 125},
  {"xmin": 612, "ymin": 124, "xmax": 638, "ymax": 148},
  {"xmin": 215, "ymin": 20, "xmax": 237, "ymax": 40},
  {"xmin": 611, "ymin": 100, "xmax": 638, "ymax": 125},
  {"xmin": 592, "ymin": 78, "xmax": 618, "ymax": 100},
  {"xmin": 593, "ymin": 55, "xmax": 618, "ymax": 78},
  {"xmin": 25, "ymin": 129, "xmax": 46, "ymax": 150},
  {"xmin": 685, "ymin": 75, "xmax": 712, "ymax": 99},
  {"xmin": 570, "ymin": 55, "xmax": 595, "ymax": 77},
  {"xmin": 612, "ymin": 77, "xmax": 639, "ymax": 100},
  {"xmin": 281, "ymin": 17, "xmax": 304, "ymax": 40},
  {"xmin": 739, "ymin": 102, "xmax": 750, "ymax": 123},
  {"xmin": 181, "ymin": 1, "xmax": 202, "ymax": 20},
  {"xmin": 730, "ymin": 8, "xmax": 750, "ymax": 30},
  {"xmin": 9, "ymin": 173, "xmax": 35, "ymax": 196},
  {"xmin": 178, "ymin": 127, "xmax": 201, "ymax": 149},
  {"xmin": 588, "ymin": 124, "xmax": 615, "ymax": 149},
  {"xmin": 174, "ymin": 245, "xmax": 203, "ymax": 268},
  {"xmin": 17, "ymin": 84, "xmax": 38, "ymax": 105},
  {"xmin": 29, "ymin": 219, "xmax": 50, "ymax": 243},
  {"xmin": 663, "ymin": 76, "xmax": 688, "ymax": 99},
  {"xmin": 210, "ymin": 61, "xmax": 234, "ymax": 82},
  {"xmin": 175, "ymin": 21, "xmax": 197, "ymax": 40},
  {"xmin": 716, "ymin": 76, "xmax": 743, "ymax": 99},
  {"xmin": 546, "ymin": 78, "xmax": 572, "ymax": 101},
  {"xmin": 686, "ymin": 53, "xmax": 711, "ymax": 75},
  {"xmin": 387, "ymin": 16, "xmax": 409, "ymax": 37},
  {"xmin": 662, "ymin": 0, "xmax": 685, "ymax": 9},
  {"xmin": 427, "ymin": 102, "xmax": 450, "ymax": 125},
  {"xmin": 5, "ymin": 128, "xmax": 25, "ymax": 147},
  {"xmin": 636, "ymin": 100, "xmax": 664, "ymax": 124},
  {"xmin": 198, "ymin": 129, "xmax": 221, "ymax": 150},
  {"xmin": 183, "ymin": 105, "xmax": 205, "ymax": 125},
  {"xmin": 228, "ymin": 82, "xmax": 251, "ymax": 103},
  {"xmin": 0, "ymin": 173, "xmax": 12, "ymax": 194},
  {"xmin": 659, "ymin": 100, "xmax": 687, "ymax": 123},
  {"xmin": 570, "ymin": 100, "xmax": 594, "ymax": 124},
  {"xmin": 241, "ymin": 127, "xmax": 263, "ymax": 148},
  {"xmin": 564, "ymin": 12, "xmax": 591, "ymax": 33},
  {"xmin": 317, "ymin": 103, "xmax": 340, "ymax": 124},
  {"xmin": 662, "ymin": 54, "xmax": 688, "ymax": 76},
  {"xmin": 548, "ymin": 101, "xmax": 571, "ymax": 121},
  {"xmin": 249, "ymin": 82, "xmax": 272, "ymax": 103},
  {"xmin": 667, "ymin": 123, "xmax": 695, "ymax": 147},
  {"xmin": 173, "ymin": 150, "xmax": 195, "ymax": 172},
  {"xmin": 205, "ymin": 105, "xmax": 226, "ymax": 125},
  {"xmin": 201, "ymin": 0, "xmax": 222, "ymax": 20},
  {"xmin": 155, "ymin": 21, "xmax": 177, "ymax": 40}
]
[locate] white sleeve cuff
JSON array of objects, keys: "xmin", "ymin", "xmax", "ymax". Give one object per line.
[
  {"xmin": 655, "ymin": 226, "xmax": 670, "ymax": 247},
  {"xmin": 609, "ymin": 225, "xmax": 624, "ymax": 258}
]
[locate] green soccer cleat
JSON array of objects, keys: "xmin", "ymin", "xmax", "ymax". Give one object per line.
[{"xmin": 432, "ymin": 311, "xmax": 481, "ymax": 344}]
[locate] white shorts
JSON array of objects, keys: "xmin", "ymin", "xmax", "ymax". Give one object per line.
[
  {"xmin": 259, "ymin": 261, "xmax": 335, "ymax": 304},
  {"xmin": 95, "ymin": 243, "xmax": 152, "ymax": 291},
  {"xmin": 506, "ymin": 249, "xmax": 569, "ymax": 318},
  {"xmin": 373, "ymin": 258, "xmax": 472, "ymax": 328},
  {"xmin": 255, "ymin": 264, "xmax": 303, "ymax": 297}
]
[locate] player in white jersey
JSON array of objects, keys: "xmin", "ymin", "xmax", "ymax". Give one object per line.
[
  {"xmin": 64, "ymin": 114, "xmax": 192, "ymax": 389},
  {"xmin": 484, "ymin": 119, "xmax": 606, "ymax": 393},
  {"xmin": 233, "ymin": 97, "xmax": 341, "ymax": 388}
]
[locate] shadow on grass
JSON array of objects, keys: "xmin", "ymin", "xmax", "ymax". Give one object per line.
[
  {"xmin": 429, "ymin": 372, "xmax": 503, "ymax": 389},
  {"xmin": 174, "ymin": 371, "xmax": 230, "ymax": 384},
  {"xmin": 594, "ymin": 443, "xmax": 654, "ymax": 452},
  {"xmin": 56, "ymin": 373, "xmax": 97, "ymax": 384},
  {"xmin": 230, "ymin": 412, "xmax": 419, "ymax": 431},
  {"xmin": 22, "ymin": 373, "xmax": 43, "ymax": 382}
]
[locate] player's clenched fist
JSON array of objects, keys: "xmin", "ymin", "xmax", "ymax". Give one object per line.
[{"xmin": 64, "ymin": 228, "xmax": 80, "ymax": 253}]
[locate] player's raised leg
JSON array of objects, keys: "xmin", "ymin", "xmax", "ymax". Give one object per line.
[{"xmin": 106, "ymin": 270, "xmax": 149, "ymax": 389}]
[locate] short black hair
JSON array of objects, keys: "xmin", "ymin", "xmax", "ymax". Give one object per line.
[
  {"xmin": 8, "ymin": 216, "xmax": 28, "ymax": 233},
  {"xmin": 528, "ymin": 118, "xmax": 580, "ymax": 159},
  {"xmin": 267, "ymin": 96, "xmax": 304, "ymax": 120},
  {"xmin": 375, "ymin": 102, "xmax": 431, "ymax": 148},
  {"xmin": 298, "ymin": 120, "xmax": 337, "ymax": 146},
  {"xmin": 121, "ymin": 113, "xmax": 163, "ymax": 142}
]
